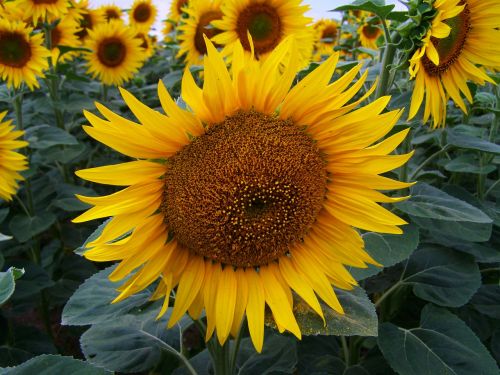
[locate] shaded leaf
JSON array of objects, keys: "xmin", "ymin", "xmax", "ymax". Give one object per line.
[
  {"xmin": 0, "ymin": 268, "xmax": 24, "ymax": 305},
  {"xmin": 0, "ymin": 355, "xmax": 111, "ymax": 375},
  {"xmin": 448, "ymin": 128, "xmax": 500, "ymax": 154},
  {"xmin": 333, "ymin": 0, "xmax": 395, "ymax": 19},
  {"xmin": 24, "ymin": 125, "xmax": 78, "ymax": 149},
  {"xmin": 470, "ymin": 285, "xmax": 500, "ymax": 319},
  {"xmin": 9, "ymin": 213, "xmax": 56, "ymax": 243}
]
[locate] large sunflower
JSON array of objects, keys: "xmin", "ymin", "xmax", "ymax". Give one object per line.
[
  {"xmin": 212, "ymin": 0, "xmax": 314, "ymax": 65},
  {"xmin": 84, "ymin": 20, "xmax": 144, "ymax": 86},
  {"xmin": 74, "ymin": 38, "xmax": 412, "ymax": 352},
  {"xmin": 0, "ymin": 19, "xmax": 50, "ymax": 90},
  {"xmin": 18, "ymin": 0, "xmax": 70, "ymax": 23},
  {"xmin": 48, "ymin": 14, "xmax": 81, "ymax": 64},
  {"xmin": 0, "ymin": 112, "xmax": 28, "ymax": 202},
  {"xmin": 408, "ymin": 0, "xmax": 500, "ymax": 128},
  {"xmin": 129, "ymin": 0, "xmax": 157, "ymax": 32},
  {"xmin": 177, "ymin": 0, "xmax": 223, "ymax": 66}
]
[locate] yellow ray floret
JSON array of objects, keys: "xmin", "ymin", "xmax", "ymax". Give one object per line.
[{"xmin": 75, "ymin": 36, "xmax": 411, "ymax": 353}]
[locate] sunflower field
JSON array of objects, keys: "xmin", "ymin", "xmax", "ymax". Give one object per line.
[{"xmin": 0, "ymin": 0, "xmax": 499, "ymax": 373}]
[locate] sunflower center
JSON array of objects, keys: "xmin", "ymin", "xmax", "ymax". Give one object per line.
[
  {"xmin": 422, "ymin": 3, "xmax": 471, "ymax": 76},
  {"xmin": 322, "ymin": 25, "xmax": 337, "ymax": 44},
  {"xmin": 105, "ymin": 9, "xmax": 120, "ymax": 21},
  {"xmin": 162, "ymin": 110, "xmax": 327, "ymax": 268},
  {"xmin": 0, "ymin": 32, "xmax": 32, "ymax": 68},
  {"xmin": 237, "ymin": 4, "xmax": 282, "ymax": 56},
  {"xmin": 194, "ymin": 10, "xmax": 223, "ymax": 55},
  {"xmin": 51, "ymin": 27, "xmax": 62, "ymax": 47},
  {"xmin": 76, "ymin": 13, "xmax": 92, "ymax": 40},
  {"xmin": 97, "ymin": 37, "xmax": 126, "ymax": 67},
  {"xmin": 133, "ymin": 3, "xmax": 151, "ymax": 23},
  {"xmin": 362, "ymin": 24, "xmax": 379, "ymax": 39},
  {"xmin": 32, "ymin": 0, "xmax": 58, "ymax": 4}
]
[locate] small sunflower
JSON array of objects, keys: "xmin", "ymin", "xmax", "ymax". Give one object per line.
[
  {"xmin": 129, "ymin": 0, "xmax": 157, "ymax": 32},
  {"xmin": 162, "ymin": 19, "xmax": 175, "ymax": 43},
  {"xmin": 358, "ymin": 20, "xmax": 382, "ymax": 50},
  {"xmin": 48, "ymin": 14, "xmax": 81, "ymax": 64},
  {"xmin": 312, "ymin": 19, "xmax": 339, "ymax": 61},
  {"xmin": 84, "ymin": 20, "xmax": 144, "ymax": 86},
  {"xmin": 133, "ymin": 29, "xmax": 154, "ymax": 59},
  {"xmin": 73, "ymin": 0, "xmax": 104, "ymax": 42},
  {"xmin": 0, "ymin": 112, "xmax": 28, "ymax": 202},
  {"xmin": 74, "ymin": 37, "xmax": 412, "ymax": 352},
  {"xmin": 408, "ymin": 0, "xmax": 500, "ymax": 128},
  {"xmin": 97, "ymin": 4, "xmax": 122, "ymax": 22},
  {"xmin": 0, "ymin": 19, "xmax": 50, "ymax": 90},
  {"xmin": 18, "ymin": 0, "xmax": 70, "ymax": 23},
  {"xmin": 177, "ymin": 0, "xmax": 223, "ymax": 66},
  {"xmin": 212, "ymin": 0, "xmax": 314, "ymax": 65},
  {"xmin": 169, "ymin": 0, "xmax": 189, "ymax": 22}
]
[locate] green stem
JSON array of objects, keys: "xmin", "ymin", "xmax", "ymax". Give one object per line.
[
  {"xmin": 228, "ymin": 321, "xmax": 244, "ymax": 374},
  {"xmin": 340, "ymin": 336, "xmax": 350, "ymax": 367},
  {"xmin": 101, "ymin": 83, "xmax": 109, "ymax": 102},
  {"xmin": 409, "ymin": 145, "xmax": 452, "ymax": 180},
  {"xmin": 374, "ymin": 281, "xmax": 402, "ymax": 308},
  {"xmin": 375, "ymin": 31, "xmax": 399, "ymax": 99},
  {"xmin": 485, "ymin": 178, "xmax": 500, "ymax": 198}
]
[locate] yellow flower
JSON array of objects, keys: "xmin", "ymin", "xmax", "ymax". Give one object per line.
[
  {"xmin": 312, "ymin": 19, "xmax": 339, "ymax": 61},
  {"xmin": 97, "ymin": 4, "xmax": 122, "ymax": 22},
  {"xmin": 48, "ymin": 14, "xmax": 81, "ymax": 64},
  {"xmin": 84, "ymin": 20, "xmax": 144, "ymax": 86},
  {"xmin": 73, "ymin": 1, "xmax": 105, "ymax": 42},
  {"xmin": 129, "ymin": 0, "xmax": 156, "ymax": 32},
  {"xmin": 408, "ymin": 0, "xmax": 500, "ymax": 128},
  {"xmin": 162, "ymin": 19, "xmax": 175, "ymax": 43},
  {"xmin": 0, "ymin": 112, "xmax": 28, "ymax": 202},
  {"xmin": 177, "ymin": 0, "xmax": 223, "ymax": 66},
  {"xmin": 0, "ymin": 18, "xmax": 50, "ymax": 90},
  {"xmin": 74, "ymin": 37, "xmax": 412, "ymax": 352},
  {"xmin": 169, "ymin": 0, "xmax": 189, "ymax": 22},
  {"xmin": 133, "ymin": 29, "xmax": 154, "ymax": 59},
  {"xmin": 212, "ymin": 0, "xmax": 314, "ymax": 66},
  {"xmin": 358, "ymin": 22, "xmax": 383, "ymax": 50},
  {"xmin": 18, "ymin": 0, "xmax": 70, "ymax": 23}
]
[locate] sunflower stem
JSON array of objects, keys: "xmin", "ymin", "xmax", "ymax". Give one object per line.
[
  {"xmin": 228, "ymin": 320, "xmax": 245, "ymax": 374},
  {"xmin": 340, "ymin": 336, "xmax": 350, "ymax": 367},
  {"xmin": 375, "ymin": 32, "xmax": 399, "ymax": 99},
  {"xmin": 409, "ymin": 144, "xmax": 452, "ymax": 181},
  {"xmin": 101, "ymin": 83, "xmax": 109, "ymax": 102}
]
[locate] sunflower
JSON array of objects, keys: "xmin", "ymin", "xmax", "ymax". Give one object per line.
[
  {"xmin": 133, "ymin": 29, "xmax": 154, "ymax": 59},
  {"xmin": 72, "ymin": 0, "xmax": 104, "ymax": 42},
  {"xmin": 48, "ymin": 14, "xmax": 81, "ymax": 64},
  {"xmin": 84, "ymin": 20, "xmax": 144, "ymax": 86},
  {"xmin": 212, "ymin": 0, "xmax": 314, "ymax": 65},
  {"xmin": 358, "ymin": 20, "xmax": 382, "ymax": 50},
  {"xmin": 129, "ymin": 0, "xmax": 157, "ymax": 32},
  {"xmin": 74, "ymin": 37, "xmax": 412, "ymax": 352},
  {"xmin": 162, "ymin": 19, "xmax": 175, "ymax": 43},
  {"xmin": 408, "ymin": 0, "xmax": 500, "ymax": 128},
  {"xmin": 312, "ymin": 19, "xmax": 339, "ymax": 61},
  {"xmin": 0, "ymin": 19, "xmax": 50, "ymax": 90},
  {"xmin": 169, "ymin": 0, "xmax": 189, "ymax": 22},
  {"xmin": 0, "ymin": 112, "xmax": 28, "ymax": 202},
  {"xmin": 97, "ymin": 4, "xmax": 122, "ymax": 22},
  {"xmin": 177, "ymin": 0, "xmax": 223, "ymax": 66},
  {"xmin": 18, "ymin": 0, "xmax": 70, "ymax": 24}
]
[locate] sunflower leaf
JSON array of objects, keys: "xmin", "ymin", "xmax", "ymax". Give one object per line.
[
  {"xmin": 0, "ymin": 267, "xmax": 24, "ymax": 306},
  {"xmin": 0, "ymin": 354, "xmax": 111, "ymax": 375},
  {"xmin": 332, "ymin": 0, "xmax": 395, "ymax": 20},
  {"xmin": 378, "ymin": 305, "xmax": 500, "ymax": 375},
  {"xmin": 285, "ymin": 287, "xmax": 378, "ymax": 337}
]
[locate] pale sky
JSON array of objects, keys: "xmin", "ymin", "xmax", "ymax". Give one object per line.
[{"xmin": 92, "ymin": 0, "xmax": 406, "ymax": 35}]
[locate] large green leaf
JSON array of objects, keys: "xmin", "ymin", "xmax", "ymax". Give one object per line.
[
  {"xmin": 24, "ymin": 125, "xmax": 78, "ymax": 149},
  {"xmin": 447, "ymin": 128, "xmax": 500, "ymax": 154},
  {"xmin": 0, "ymin": 355, "xmax": 111, "ymax": 375},
  {"xmin": 444, "ymin": 154, "xmax": 496, "ymax": 174},
  {"xmin": 378, "ymin": 305, "xmax": 499, "ymax": 375},
  {"xmin": 61, "ymin": 266, "xmax": 150, "ymax": 326},
  {"xmin": 9, "ymin": 212, "xmax": 56, "ymax": 243},
  {"xmin": 400, "ymin": 245, "xmax": 481, "ymax": 307},
  {"xmin": 0, "ymin": 267, "xmax": 24, "ymax": 305},
  {"xmin": 349, "ymin": 225, "xmax": 419, "ymax": 280},
  {"xmin": 80, "ymin": 309, "xmax": 185, "ymax": 373},
  {"xmin": 289, "ymin": 287, "xmax": 377, "ymax": 337},
  {"xmin": 397, "ymin": 183, "xmax": 493, "ymax": 241},
  {"xmin": 470, "ymin": 285, "xmax": 500, "ymax": 319},
  {"xmin": 333, "ymin": 0, "xmax": 395, "ymax": 19}
]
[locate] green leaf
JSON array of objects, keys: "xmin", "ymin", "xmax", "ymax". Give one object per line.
[
  {"xmin": 444, "ymin": 154, "xmax": 496, "ymax": 174},
  {"xmin": 0, "ymin": 355, "xmax": 111, "ymax": 375},
  {"xmin": 402, "ymin": 245, "xmax": 481, "ymax": 307},
  {"xmin": 80, "ymin": 309, "xmax": 184, "ymax": 373},
  {"xmin": 430, "ymin": 236, "xmax": 500, "ymax": 263},
  {"xmin": 0, "ymin": 267, "xmax": 24, "ymax": 305},
  {"xmin": 61, "ymin": 265, "xmax": 151, "ymax": 326},
  {"xmin": 397, "ymin": 183, "xmax": 493, "ymax": 241},
  {"xmin": 470, "ymin": 285, "xmax": 500, "ymax": 319},
  {"xmin": 237, "ymin": 335, "xmax": 298, "ymax": 375},
  {"xmin": 448, "ymin": 128, "xmax": 500, "ymax": 154},
  {"xmin": 378, "ymin": 305, "xmax": 499, "ymax": 375},
  {"xmin": 289, "ymin": 287, "xmax": 377, "ymax": 336},
  {"xmin": 333, "ymin": 0, "xmax": 395, "ymax": 19},
  {"xmin": 0, "ymin": 233, "xmax": 12, "ymax": 242},
  {"xmin": 24, "ymin": 125, "xmax": 78, "ymax": 149},
  {"xmin": 491, "ymin": 330, "xmax": 500, "ymax": 364},
  {"xmin": 350, "ymin": 225, "xmax": 419, "ymax": 280},
  {"xmin": 9, "ymin": 212, "xmax": 56, "ymax": 243}
]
